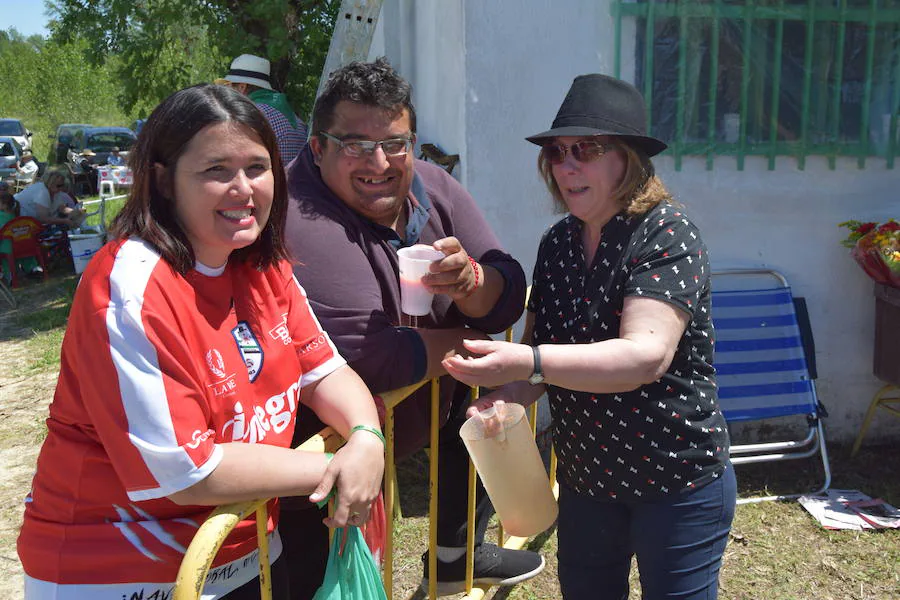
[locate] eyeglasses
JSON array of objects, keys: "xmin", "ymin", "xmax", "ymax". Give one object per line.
[
  {"xmin": 542, "ymin": 139, "xmax": 611, "ymax": 165},
  {"xmin": 320, "ymin": 131, "xmax": 414, "ymax": 158}
]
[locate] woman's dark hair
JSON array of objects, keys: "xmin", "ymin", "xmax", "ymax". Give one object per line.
[
  {"xmin": 110, "ymin": 83, "xmax": 289, "ymax": 273},
  {"xmin": 311, "ymin": 57, "xmax": 417, "ymax": 137},
  {"xmin": 0, "ymin": 191, "xmax": 18, "ymax": 216}
]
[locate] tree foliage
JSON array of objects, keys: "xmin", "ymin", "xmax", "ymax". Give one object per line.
[
  {"xmin": 0, "ymin": 29, "xmax": 136, "ymax": 162},
  {"xmin": 49, "ymin": 0, "xmax": 340, "ymax": 119}
]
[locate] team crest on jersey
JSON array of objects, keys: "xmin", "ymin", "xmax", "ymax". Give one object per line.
[
  {"xmin": 205, "ymin": 349, "xmax": 226, "ymax": 379},
  {"xmin": 232, "ymin": 321, "xmax": 264, "ymax": 382}
]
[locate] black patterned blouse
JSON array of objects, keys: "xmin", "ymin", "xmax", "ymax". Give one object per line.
[{"xmin": 528, "ymin": 202, "xmax": 729, "ymax": 501}]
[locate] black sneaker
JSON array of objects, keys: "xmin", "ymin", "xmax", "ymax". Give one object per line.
[{"xmin": 420, "ymin": 543, "xmax": 545, "ymax": 596}]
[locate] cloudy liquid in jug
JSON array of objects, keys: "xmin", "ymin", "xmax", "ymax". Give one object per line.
[{"xmin": 461, "ymin": 404, "xmax": 558, "ymax": 537}]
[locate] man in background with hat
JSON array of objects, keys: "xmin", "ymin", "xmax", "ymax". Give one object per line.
[
  {"xmin": 74, "ymin": 148, "xmax": 98, "ymax": 195},
  {"xmin": 15, "ymin": 151, "xmax": 38, "ymax": 185},
  {"xmin": 219, "ymin": 53, "xmax": 308, "ymax": 165}
]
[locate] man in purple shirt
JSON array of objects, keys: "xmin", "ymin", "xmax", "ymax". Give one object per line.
[{"xmin": 281, "ymin": 58, "xmax": 543, "ymax": 597}]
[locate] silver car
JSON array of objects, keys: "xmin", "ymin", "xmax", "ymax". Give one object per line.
[
  {"xmin": 0, "ymin": 136, "xmax": 24, "ymax": 180},
  {"xmin": 0, "ymin": 119, "xmax": 33, "ymax": 152}
]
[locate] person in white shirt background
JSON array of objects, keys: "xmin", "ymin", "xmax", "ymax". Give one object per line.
[
  {"xmin": 16, "ymin": 151, "xmax": 38, "ymax": 184},
  {"xmin": 15, "ymin": 169, "xmax": 84, "ymax": 229}
]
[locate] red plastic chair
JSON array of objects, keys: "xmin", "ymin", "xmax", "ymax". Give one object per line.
[{"xmin": 0, "ymin": 216, "xmax": 48, "ymax": 288}]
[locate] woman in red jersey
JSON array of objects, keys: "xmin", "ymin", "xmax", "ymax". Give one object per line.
[{"xmin": 18, "ymin": 84, "xmax": 384, "ymax": 600}]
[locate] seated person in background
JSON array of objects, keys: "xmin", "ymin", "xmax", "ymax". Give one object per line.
[
  {"xmin": 0, "ymin": 190, "xmax": 39, "ymax": 279},
  {"xmin": 16, "ymin": 151, "xmax": 39, "ymax": 184},
  {"xmin": 75, "ymin": 148, "xmax": 98, "ymax": 194},
  {"xmin": 1, "ymin": 191, "xmax": 20, "ymax": 278},
  {"xmin": 0, "ymin": 190, "xmax": 20, "ymax": 219},
  {"xmin": 76, "ymin": 148, "xmax": 96, "ymax": 170},
  {"xmin": 15, "ymin": 169, "xmax": 84, "ymax": 229},
  {"xmin": 106, "ymin": 146, "xmax": 125, "ymax": 166}
]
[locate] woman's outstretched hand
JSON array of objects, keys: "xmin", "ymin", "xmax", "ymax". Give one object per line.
[{"xmin": 442, "ymin": 338, "xmax": 534, "ymax": 388}]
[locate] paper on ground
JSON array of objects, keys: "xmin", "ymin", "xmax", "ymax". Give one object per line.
[{"xmin": 798, "ymin": 489, "xmax": 900, "ymax": 530}]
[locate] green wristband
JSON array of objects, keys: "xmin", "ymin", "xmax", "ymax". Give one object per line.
[
  {"xmin": 314, "ymin": 452, "xmax": 336, "ymax": 508},
  {"xmin": 349, "ymin": 424, "xmax": 386, "ymax": 446}
]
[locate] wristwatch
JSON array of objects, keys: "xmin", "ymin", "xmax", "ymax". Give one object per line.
[{"xmin": 528, "ymin": 345, "xmax": 545, "ymax": 385}]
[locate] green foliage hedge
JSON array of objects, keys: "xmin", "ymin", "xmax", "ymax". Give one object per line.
[{"xmin": 0, "ymin": 31, "xmax": 139, "ymax": 163}]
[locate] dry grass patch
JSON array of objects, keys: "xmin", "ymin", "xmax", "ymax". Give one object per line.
[{"xmin": 0, "ymin": 273, "xmax": 897, "ymax": 600}]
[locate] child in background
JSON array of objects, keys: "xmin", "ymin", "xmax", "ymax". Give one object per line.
[{"xmin": 0, "ymin": 191, "xmax": 21, "ymax": 283}]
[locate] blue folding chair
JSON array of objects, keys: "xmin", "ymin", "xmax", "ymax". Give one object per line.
[{"xmin": 711, "ymin": 269, "xmax": 831, "ymax": 504}]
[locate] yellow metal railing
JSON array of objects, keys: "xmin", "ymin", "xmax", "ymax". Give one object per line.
[
  {"xmin": 175, "ymin": 356, "xmax": 557, "ymax": 600},
  {"xmin": 173, "ymin": 427, "xmax": 346, "ymax": 600}
]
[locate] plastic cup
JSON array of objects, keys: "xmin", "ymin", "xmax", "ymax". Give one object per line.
[{"xmin": 397, "ymin": 245, "xmax": 445, "ymax": 316}]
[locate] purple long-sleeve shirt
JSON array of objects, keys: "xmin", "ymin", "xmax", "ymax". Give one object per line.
[{"xmin": 285, "ymin": 145, "xmax": 526, "ymax": 456}]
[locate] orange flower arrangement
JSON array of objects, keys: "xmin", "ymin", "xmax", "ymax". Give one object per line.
[{"xmin": 839, "ymin": 219, "xmax": 900, "ymax": 288}]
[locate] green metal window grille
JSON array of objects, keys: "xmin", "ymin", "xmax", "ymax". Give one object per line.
[{"xmin": 612, "ymin": 0, "xmax": 900, "ymax": 170}]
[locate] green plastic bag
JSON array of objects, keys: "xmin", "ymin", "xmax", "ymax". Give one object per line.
[{"xmin": 312, "ymin": 526, "xmax": 388, "ymax": 600}]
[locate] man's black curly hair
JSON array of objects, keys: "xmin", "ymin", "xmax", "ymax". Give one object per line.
[{"xmin": 311, "ymin": 57, "xmax": 417, "ymax": 136}]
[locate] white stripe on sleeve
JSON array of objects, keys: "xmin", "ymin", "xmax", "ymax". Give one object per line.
[{"xmin": 108, "ymin": 240, "xmax": 222, "ymax": 501}]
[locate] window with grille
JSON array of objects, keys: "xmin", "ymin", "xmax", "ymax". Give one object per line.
[{"xmin": 612, "ymin": 0, "xmax": 900, "ymax": 170}]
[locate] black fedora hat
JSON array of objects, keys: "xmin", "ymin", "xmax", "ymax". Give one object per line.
[{"xmin": 526, "ymin": 74, "xmax": 667, "ymax": 157}]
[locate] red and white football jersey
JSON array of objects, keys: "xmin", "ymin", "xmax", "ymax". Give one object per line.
[{"xmin": 18, "ymin": 238, "xmax": 345, "ymax": 599}]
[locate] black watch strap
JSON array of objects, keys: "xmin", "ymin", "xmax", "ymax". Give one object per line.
[{"xmin": 528, "ymin": 345, "xmax": 544, "ymax": 385}]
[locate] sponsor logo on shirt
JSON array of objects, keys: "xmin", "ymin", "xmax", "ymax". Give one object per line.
[
  {"xmin": 268, "ymin": 313, "xmax": 292, "ymax": 345},
  {"xmin": 221, "ymin": 373, "xmax": 302, "ymax": 443},
  {"xmin": 297, "ymin": 333, "xmax": 328, "ymax": 356},
  {"xmin": 205, "ymin": 348, "xmax": 237, "ymax": 398},
  {"xmin": 206, "ymin": 349, "xmax": 226, "ymax": 379},
  {"xmin": 232, "ymin": 321, "xmax": 264, "ymax": 382},
  {"xmin": 186, "ymin": 428, "xmax": 215, "ymax": 449}
]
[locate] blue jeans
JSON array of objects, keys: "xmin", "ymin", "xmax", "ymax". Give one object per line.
[{"xmin": 557, "ymin": 465, "xmax": 736, "ymax": 600}]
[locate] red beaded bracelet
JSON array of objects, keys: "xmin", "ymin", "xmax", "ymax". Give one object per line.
[{"xmin": 464, "ymin": 256, "xmax": 480, "ymax": 298}]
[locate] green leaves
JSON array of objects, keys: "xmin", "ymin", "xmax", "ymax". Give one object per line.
[
  {"xmin": 48, "ymin": 0, "xmax": 340, "ymax": 119},
  {"xmin": 1, "ymin": 0, "xmax": 340, "ymax": 159},
  {"xmin": 0, "ymin": 33, "xmax": 132, "ymax": 162}
]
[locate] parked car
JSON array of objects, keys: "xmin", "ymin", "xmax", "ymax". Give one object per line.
[
  {"xmin": 67, "ymin": 126, "xmax": 137, "ymax": 166},
  {"xmin": 131, "ymin": 119, "xmax": 146, "ymax": 136},
  {"xmin": 0, "ymin": 136, "xmax": 24, "ymax": 180},
  {"xmin": 0, "ymin": 119, "xmax": 33, "ymax": 152},
  {"xmin": 48, "ymin": 123, "xmax": 92, "ymax": 165}
]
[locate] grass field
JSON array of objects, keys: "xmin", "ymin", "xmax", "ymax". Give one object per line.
[{"xmin": 0, "ymin": 264, "xmax": 897, "ymax": 600}]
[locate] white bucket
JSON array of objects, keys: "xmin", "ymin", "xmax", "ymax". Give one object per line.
[{"xmin": 68, "ymin": 230, "xmax": 105, "ymax": 274}]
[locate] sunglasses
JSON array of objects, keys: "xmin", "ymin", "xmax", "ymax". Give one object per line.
[
  {"xmin": 542, "ymin": 139, "xmax": 612, "ymax": 165},
  {"xmin": 320, "ymin": 131, "xmax": 414, "ymax": 158}
]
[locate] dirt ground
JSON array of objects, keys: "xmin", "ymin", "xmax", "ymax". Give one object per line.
[
  {"xmin": 0, "ymin": 302, "xmax": 58, "ymax": 600},
  {"xmin": 1, "ymin": 277, "xmax": 897, "ymax": 600}
]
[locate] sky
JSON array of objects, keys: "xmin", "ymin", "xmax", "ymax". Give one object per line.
[{"xmin": 0, "ymin": 0, "xmax": 51, "ymax": 37}]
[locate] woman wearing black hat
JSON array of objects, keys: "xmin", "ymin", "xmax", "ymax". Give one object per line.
[{"xmin": 443, "ymin": 74, "xmax": 735, "ymax": 599}]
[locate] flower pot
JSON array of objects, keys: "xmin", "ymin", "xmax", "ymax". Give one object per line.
[{"xmin": 873, "ymin": 283, "xmax": 900, "ymax": 386}]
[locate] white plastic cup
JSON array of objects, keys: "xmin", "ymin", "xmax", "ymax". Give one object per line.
[
  {"xmin": 460, "ymin": 403, "xmax": 558, "ymax": 537},
  {"xmin": 397, "ymin": 244, "xmax": 445, "ymax": 316}
]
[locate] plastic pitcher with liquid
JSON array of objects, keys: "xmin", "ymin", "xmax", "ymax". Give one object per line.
[{"xmin": 459, "ymin": 402, "xmax": 558, "ymax": 537}]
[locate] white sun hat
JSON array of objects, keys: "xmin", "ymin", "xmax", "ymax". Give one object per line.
[{"xmin": 222, "ymin": 54, "xmax": 273, "ymax": 90}]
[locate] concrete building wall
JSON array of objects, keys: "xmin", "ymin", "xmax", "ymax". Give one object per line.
[{"xmin": 372, "ymin": 0, "xmax": 897, "ymax": 443}]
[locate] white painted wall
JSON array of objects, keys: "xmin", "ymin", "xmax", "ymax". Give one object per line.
[{"xmin": 373, "ymin": 0, "xmax": 898, "ymax": 444}]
